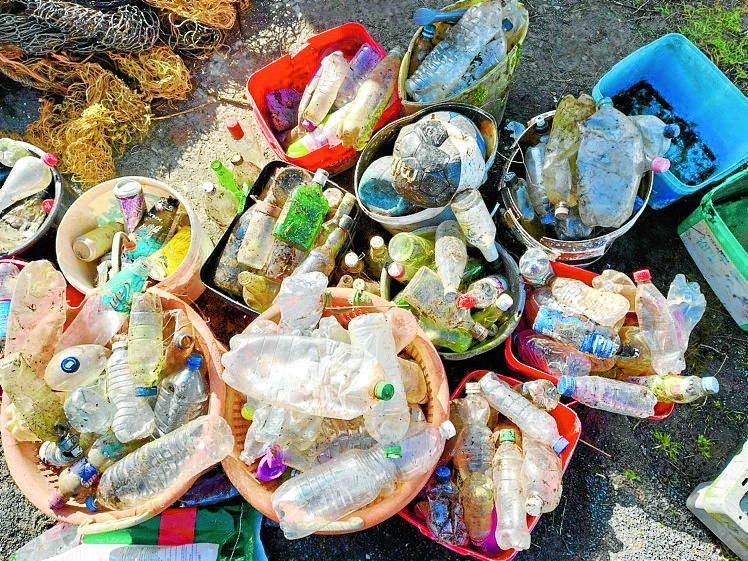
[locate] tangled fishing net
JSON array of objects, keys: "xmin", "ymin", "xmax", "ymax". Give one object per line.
[{"xmin": 0, "ymin": 0, "xmax": 245, "ymax": 187}]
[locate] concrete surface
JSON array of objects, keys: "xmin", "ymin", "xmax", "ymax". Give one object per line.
[{"xmin": 1, "ymin": 1, "xmax": 747, "ymax": 560}]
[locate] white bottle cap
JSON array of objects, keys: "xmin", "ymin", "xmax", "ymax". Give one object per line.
[
  {"xmin": 113, "ymin": 179, "xmax": 143, "ymax": 199},
  {"xmin": 525, "ymin": 495, "xmax": 544, "ymax": 517},
  {"xmin": 439, "ymin": 420, "xmax": 457, "ymax": 439},
  {"xmin": 313, "ymin": 169, "xmax": 329, "ymax": 185},
  {"xmin": 344, "ymin": 253, "xmax": 360, "ymax": 268},
  {"xmin": 496, "ymin": 293, "xmax": 514, "ymax": 311},
  {"xmin": 202, "ymin": 181, "xmax": 215, "ymax": 194}
]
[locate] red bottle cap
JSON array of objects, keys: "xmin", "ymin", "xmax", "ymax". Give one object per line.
[
  {"xmin": 41, "ymin": 153, "xmax": 58, "ymax": 167},
  {"xmin": 41, "ymin": 199, "xmax": 54, "ymax": 212},
  {"xmin": 225, "ymin": 116, "xmax": 244, "ymax": 140},
  {"xmin": 456, "ymin": 293, "xmax": 476, "ymax": 309},
  {"xmin": 632, "ymin": 269, "xmax": 651, "ymax": 282},
  {"xmin": 387, "ymin": 262, "xmax": 405, "ymax": 279}
]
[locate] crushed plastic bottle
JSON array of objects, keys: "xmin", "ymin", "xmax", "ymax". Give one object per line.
[
  {"xmin": 271, "ymin": 420, "xmax": 454, "ymax": 540},
  {"xmin": 63, "ymin": 386, "xmax": 113, "ymax": 434},
  {"xmin": 450, "ymin": 189, "xmax": 499, "ymax": 263},
  {"xmin": 95, "ymin": 415, "xmax": 233, "ymax": 510},
  {"xmin": 514, "ymin": 378, "xmax": 561, "ymax": 411},
  {"xmin": 461, "ymin": 471, "xmax": 494, "ymax": 548},
  {"xmin": 627, "ymin": 374, "xmax": 718, "ymax": 403},
  {"xmin": 492, "ymin": 427, "xmax": 531, "ymax": 551},
  {"xmin": 521, "ymin": 437, "xmax": 563, "ymax": 515},
  {"xmin": 557, "ymin": 375, "xmax": 657, "ymax": 417},
  {"xmin": 10, "ymin": 522, "xmax": 78, "ymax": 561},
  {"xmin": 479, "ymin": 372, "xmax": 569, "ymax": 454},
  {"xmin": 666, "ymin": 273, "xmax": 706, "ymax": 359},
  {"xmin": 435, "ymin": 220, "xmax": 468, "ymax": 300},
  {"xmin": 592, "ymin": 269, "xmax": 637, "ymax": 311},
  {"xmin": 128, "ymin": 291, "xmax": 164, "ymax": 388},
  {"xmin": 451, "ymin": 382, "xmax": 494, "ymax": 478},
  {"xmin": 276, "ymin": 272, "xmax": 328, "ymax": 335},
  {"xmin": 0, "ymin": 153, "xmax": 57, "ymax": 214},
  {"xmin": 107, "ymin": 342, "xmax": 156, "ymax": 443},
  {"xmin": 427, "ymin": 466, "xmax": 469, "ymax": 545}
]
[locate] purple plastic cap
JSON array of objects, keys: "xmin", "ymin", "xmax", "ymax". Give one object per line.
[
  {"xmin": 256, "ymin": 447, "xmax": 287, "ymax": 481},
  {"xmin": 48, "ymin": 490, "xmax": 65, "ymax": 510},
  {"xmin": 552, "ymin": 436, "xmax": 570, "ymax": 455},
  {"xmin": 664, "ymin": 124, "xmax": 680, "ymax": 139}
]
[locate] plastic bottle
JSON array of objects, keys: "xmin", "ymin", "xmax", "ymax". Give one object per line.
[
  {"xmin": 54, "ymin": 291, "xmax": 126, "ymax": 352},
  {"xmin": 286, "ymin": 104, "xmax": 350, "ymax": 158},
  {"xmin": 338, "ymin": 50, "xmax": 401, "ymax": 150},
  {"xmin": 629, "ymin": 115, "xmax": 679, "ymax": 168},
  {"xmin": 518, "ymin": 247, "xmax": 554, "ymax": 286},
  {"xmin": 461, "ymin": 471, "xmax": 494, "ymax": 547},
  {"xmin": 504, "ymin": 171, "xmax": 535, "ymax": 222},
  {"xmin": 153, "ymin": 353, "xmax": 208, "ymax": 436},
  {"xmin": 666, "ymin": 273, "xmax": 706, "ymax": 358},
  {"xmin": 400, "ymin": 266, "xmax": 490, "ymax": 341},
  {"xmin": 592, "ymin": 269, "xmax": 637, "ymax": 311},
  {"xmin": 224, "ymin": 117, "xmax": 264, "ymax": 182},
  {"xmin": 406, "ymin": 3, "xmax": 502, "ymax": 101},
  {"xmin": 201, "ymin": 181, "xmax": 239, "ymax": 230},
  {"xmin": 435, "ymin": 219, "xmax": 468, "ymax": 300},
  {"xmin": 0, "ymin": 137, "xmax": 31, "ymax": 166},
  {"xmin": 427, "ymin": 466, "xmax": 469, "ymax": 545},
  {"xmin": 273, "ymin": 169, "xmax": 329, "ymax": 251},
  {"xmin": 554, "ymin": 205, "xmax": 593, "ymax": 241},
  {"xmin": 627, "ymin": 374, "xmax": 718, "ymax": 403},
  {"xmin": 448, "ymin": 29, "xmax": 507, "ymax": 96},
  {"xmin": 514, "ymin": 379, "xmax": 561, "ymax": 411},
  {"xmin": 533, "ymin": 306, "xmax": 638, "ymax": 359},
  {"xmin": 271, "ymin": 421, "xmax": 454, "ymax": 540},
  {"xmin": 450, "ymin": 189, "xmax": 499, "ymax": 263},
  {"xmin": 107, "ymin": 342, "xmax": 156, "ymax": 443},
  {"xmin": 222, "ymin": 334, "xmax": 393, "ymax": 419},
  {"xmin": 336, "ymin": 43, "xmax": 383, "ymax": 108},
  {"xmin": 211, "ymin": 159, "xmax": 243, "ymax": 202},
  {"xmin": 516, "ymin": 330, "xmax": 591, "ymax": 378},
  {"xmin": 300, "ymin": 51, "xmax": 350, "ymax": 128},
  {"xmin": 633, "ymin": 269, "xmax": 684, "ymax": 375},
  {"xmin": 408, "ymin": 25, "xmax": 437, "ymax": 76},
  {"xmin": 472, "ymin": 292, "xmax": 514, "ymax": 330},
  {"xmin": 0, "ymin": 262, "xmax": 19, "ymax": 353},
  {"xmin": 615, "ymin": 325, "xmax": 653, "ymax": 376},
  {"xmin": 10, "ymin": 522, "xmax": 79, "ymax": 561},
  {"xmin": 523, "ymin": 128, "xmax": 556, "ymax": 224},
  {"xmin": 0, "ymin": 352, "xmax": 67, "ymax": 442},
  {"xmin": 162, "ymin": 308, "xmax": 195, "ymax": 373},
  {"xmin": 451, "ymin": 382, "xmax": 494, "ymax": 478},
  {"xmin": 236, "ymin": 199, "xmax": 281, "ymax": 270},
  {"xmin": 417, "ymin": 315, "xmax": 474, "ymax": 353},
  {"xmin": 387, "ymin": 232, "xmax": 435, "ymax": 282},
  {"xmin": 127, "ymin": 291, "xmax": 163, "ymax": 388},
  {"xmin": 73, "ymin": 222, "xmax": 125, "ymax": 262},
  {"xmin": 63, "ymin": 386, "xmax": 114, "ymax": 434},
  {"xmin": 492, "ymin": 427, "xmax": 531, "ymax": 551},
  {"xmin": 521, "ymin": 437, "xmax": 563, "ymax": 515},
  {"xmin": 126, "ymin": 197, "xmax": 179, "ymax": 259},
  {"xmin": 557, "ymin": 375, "xmax": 657, "ymax": 417},
  {"xmin": 238, "ymin": 271, "xmax": 280, "ymax": 313},
  {"xmin": 479, "ymin": 372, "xmax": 568, "ymax": 454},
  {"xmin": 5, "ymin": 260, "xmax": 67, "ymax": 379},
  {"xmin": 0, "ymin": 153, "xmax": 57, "ymax": 213},
  {"xmin": 550, "ymin": 276, "xmax": 630, "ymax": 328},
  {"xmin": 456, "ymin": 275, "xmax": 508, "ymax": 310},
  {"xmin": 94, "ymin": 415, "xmax": 233, "ymax": 510},
  {"xmin": 365, "ymin": 235, "xmax": 388, "ymax": 278},
  {"xmin": 502, "ymin": 1, "xmax": 528, "ymax": 51},
  {"xmin": 276, "ymin": 272, "xmax": 327, "ymax": 335}
]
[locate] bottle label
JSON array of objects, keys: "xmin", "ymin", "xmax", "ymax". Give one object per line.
[
  {"xmin": 580, "ymin": 334, "xmax": 615, "ymax": 359},
  {"xmin": 0, "ymin": 298, "xmax": 10, "ymax": 337}
]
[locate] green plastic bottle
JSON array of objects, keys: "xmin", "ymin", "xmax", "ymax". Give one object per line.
[
  {"xmin": 387, "ymin": 232, "xmax": 435, "ymax": 282},
  {"xmin": 211, "ymin": 159, "xmax": 243, "ymax": 201},
  {"xmin": 417, "ymin": 315, "xmax": 473, "ymax": 353},
  {"xmin": 273, "ymin": 169, "xmax": 330, "ymax": 251}
]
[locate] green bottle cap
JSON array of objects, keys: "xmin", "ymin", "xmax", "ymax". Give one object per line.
[
  {"xmin": 384, "ymin": 446, "xmax": 402, "ymax": 458},
  {"xmin": 498, "ymin": 428, "xmax": 516, "ymax": 443},
  {"xmin": 375, "ymin": 381, "xmax": 395, "ymax": 401}
]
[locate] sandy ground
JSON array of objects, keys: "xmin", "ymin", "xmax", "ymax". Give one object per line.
[{"xmin": 1, "ymin": 1, "xmax": 747, "ymax": 559}]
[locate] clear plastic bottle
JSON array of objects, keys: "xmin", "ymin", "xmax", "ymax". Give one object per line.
[
  {"xmin": 387, "ymin": 233, "xmax": 435, "ymax": 282},
  {"xmin": 127, "ymin": 291, "xmax": 163, "ymax": 388},
  {"xmin": 435, "ymin": 220, "xmax": 468, "ymax": 300},
  {"xmin": 456, "ymin": 275, "xmax": 508, "ymax": 310},
  {"xmin": 615, "ymin": 325, "xmax": 653, "ymax": 376},
  {"xmin": 338, "ymin": 50, "xmax": 402, "ymax": 150},
  {"xmin": 161, "ymin": 309, "xmax": 194, "ymax": 373},
  {"xmin": 348, "ymin": 313, "xmax": 410, "ymax": 444},
  {"xmin": 274, "ymin": 169, "xmax": 329, "ymax": 252},
  {"xmin": 239, "ymin": 271, "xmax": 280, "ymax": 313},
  {"xmin": 550, "ymin": 276, "xmax": 630, "ymax": 328},
  {"xmin": 54, "ymin": 291, "xmax": 127, "ymax": 351},
  {"xmin": 287, "ymin": 104, "xmax": 351, "ymax": 158},
  {"xmin": 514, "ymin": 378, "xmax": 561, "ymax": 411},
  {"xmin": 365, "ymin": 235, "xmax": 388, "ymax": 279},
  {"xmin": 63, "ymin": 386, "xmax": 113, "ymax": 434},
  {"xmin": 633, "ymin": 269, "xmax": 683, "ymax": 375},
  {"xmin": 300, "ymin": 51, "xmax": 351, "ymax": 128},
  {"xmin": 406, "ymin": 3, "xmax": 502, "ymax": 101},
  {"xmin": 271, "ymin": 421, "xmax": 454, "ymax": 540},
  {"xmin": 521, "ymin": 437, "xmax": 563, "ymax": 515},
  {"xmin": 523, "ymin": 127, "xmax": 556, "ymax": 224},
  {"xmin": 626, "ymin": 374, "xmax": 718, "ymax": 403},
  {"xmin": 629, "ymin": 115, "xmax": 679, "ymax": 168},
  {"xmin": 201, "ymin": 181, "xmax": 239, "ymax": 230},
  {"xmin": 0, "ymin": 262, "xmax": 19, "ymax": 354},
  {"xmin": 10, "ymin": 522, "xmax": 78, "ymax": 561},
  {"xmin": 554, "ymin": 206, "xmax": 593, "ymax": 241},
  {"xmin": 0, "ymin": 153, "xmax": 57, "ymax": 213},
  {"xmin": 95, "ymin": 415, "xmax": 233, "ymax": 510},
  {"xmin": 450, "ymin": 189, "xmax": 499, "ymax": 263},
  {"xmin": 408, "ymin": 25, "xmax": 436, "ymax": 76},
  {"xmin": 479, "ymin": 372, "xmax": 569, "ymax": 454},
  {"xmin": 336, "ymin": 43, "xmax": 384, "ymax": 107},
  {"xmin": 0, "ymin": 352, "xmax": 67, "ymax": 442},
  {"xmin": 153, "ymin": 353, "xmax": 208, "ymax": 436},
  {"xmin": 502, "ymin": 0, "xmax": 528, "ymax": 51},
  {"xmin": 518, "ymin": 247, "xmax": 554, "ymax": 286},
  {"xmin": 451, "ymin": 382, "xmax": 494, "ymax": 478},
  {"xmin": 222, "ymin": 333, "xmax": 392, "ymax": 419},
  {"xmin": 461, "ymin": 471, "xmax": 494, "ymax": 547},
  {"xmin": 107, "ymin": 342, "xmax": 156, "ymax": 443},
  {"xmin": 666, "ymin": 273, "xmax": 706, "ymax": 358},
  {"xmin": 532, "ymin": 306, "xmax": 638, "ymax": 359},
  {"xmin": 504, "ymin": 172, "xmax": 535, "ymax": 222},
  {"xmin": 492, "ymin": 427, "xmax": 531, "ymax": 551},
  {"xmin": 448, "ymin": 29, "xmax": 507, "ymax": 96},
  {"xmin": 557, "ymin": 375, "xmax": 657, "ymax": 417},
  {"xmin": 237, "ymin": 198, "xmax": 281, "ymax": 270},
  {"xmin": 224, "ymin": 117, "xmax": 265, "ymax": 180},
  {"xmin": 277, "ymin": 271, "xmax": 328, "ymax": 335},
  {"xmin": 0, "ymin": 137, "xmax": 30, "ymax": 166},
  {"xmin": 427, "ymin": 466, "xmax": 469, "ymax": 545},
  {"xmin": 592, "ymin": 269, "xmax": 637, "ymax": 312}
]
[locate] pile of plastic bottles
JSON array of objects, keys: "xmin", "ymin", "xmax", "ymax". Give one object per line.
[
  {"xmin": 264, "ymin": 46, "xmax": 401, "ymax": 155},
  {"xmin": 71, "ymin": 178, "xmax": 192, "ymax": 290},
  {"xmin": 221, "ymin": 272, "xmax": 455, "ymax": 539},
  {"xmin": 211, "ymin": 166, "xmax": 366, "ymax": 312},
  {"xmin": 0, "ymin": 260, "xmax": 233, "ymax": 512},
  {"xmin": 516, "ymin": 248, "xmax": 717, "ymax": 418},
  {"xmin": 412, "ymin": 372, "xmax": 567, "ymax": 553},
  {"xmin": 0, "ymin": 138, "xmax": 58, "ymax": 254},
  {"xmin": 405, "ymin": 1, "xmax": 528, "ymax": 102},
  {"xmin": 510, "ymin": 94, "xmax": 680, "ymax": 240}
]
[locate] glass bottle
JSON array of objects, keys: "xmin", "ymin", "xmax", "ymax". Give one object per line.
[
  {"xmin": 387, "ymin": 232, "xmax": 435, "ymax": 282},
  {"xmin": 211, "ymin": 159, "xmax": 243, "ymax": 201},
  {"xmin": 365, "ymin": 235, "xmax": 388, "ymax": 279},
  {"xmin": 236, "ymin": 199, "xmax": 281, "ymax": 270},
  {"xmin": 202, "ymin": 181, "xmax": 239, "ymax": 230},
  {"xmin": 408, "ymin": 24, "xmax": 436, "ymax": 75},
  {"xmin": 273, "ymin": 169, "xmax": 330, "ymax": 251}
]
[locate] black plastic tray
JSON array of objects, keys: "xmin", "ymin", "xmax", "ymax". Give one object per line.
[{"xmin": 199, "ymin": 160, "xmax": 358, "ymax": 316}]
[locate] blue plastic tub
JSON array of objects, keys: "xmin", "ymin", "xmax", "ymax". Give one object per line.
[{"xmin": 592, "ymin": 33, "xmax": 748, "ymax": 209}]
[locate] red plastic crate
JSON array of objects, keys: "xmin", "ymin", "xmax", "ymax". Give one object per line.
[
  {"xmin": 399, "ymin": 370, "xmax": 582, "ymax": 561},
  {"xmin": 246, "ymin": 23, "xmax": 402, "ymax": 175},
  {"xmin": 503, "ymin": 261, "xmax": 674, "ymax": 420}
]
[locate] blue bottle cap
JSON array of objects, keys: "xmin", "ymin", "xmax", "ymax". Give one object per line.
[
  {"xmin": 664, "ymin": 123, "xmax": 680, "ymax": 139},
  {"xmin": 435, "ymin": 465, "xmax": 451, "ymax": 482},
  {"xmin": 60, "ymin": 357, "xmax": 80, "ymax": 373},
  {"xmin": 422, "ymin": 24, "xmax": 436, "ymax": 38},
  {"xmin": 552, "ymin": 436, "xmax": 570, "ymax": 455},
  {"xmin": 135, "ymin": 386, "xmax": 158, "ymax": 396},
  {"xmin": 504, "ymin": 171, "xmax": 517, "ymax": 185},
  {"xmin": 502, "ymin": 18, "xmax": 514, "ymax": 31},
  {"xmin": 85, "ymin": 495, "xmax": 98, "ymax": 512},
  {"xmin": 187, "ymin": 353, "xmax": 204, "ymax": 369},
  {"xmin": 540, "ymin": 212, "xmax": 556, "ymax": 225},
  {"xmin": 556, "ymin": 375, "xmax": 575, "ymax": 397},
  {"xmin": 702, "ymin": 377, "xmax": 719, "ymax": 395}
]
